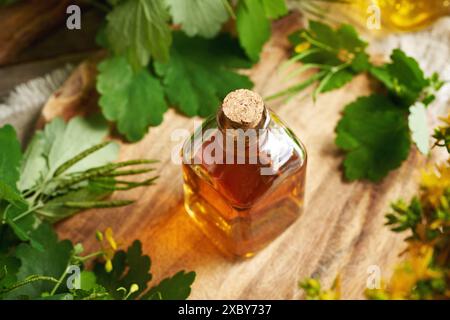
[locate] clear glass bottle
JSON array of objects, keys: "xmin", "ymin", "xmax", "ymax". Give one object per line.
[{"xmin": 181, "ymin": 89, "xmax": 307, "ymax": 258}]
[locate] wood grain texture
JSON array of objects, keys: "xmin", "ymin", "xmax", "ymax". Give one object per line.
[
  {"xmin": 48, "ymin": 15, "xmax": 450, "ymax": 299},
  {"xmin": 0, "ymin": 0, "xmax": 74, "ymax": 66}
]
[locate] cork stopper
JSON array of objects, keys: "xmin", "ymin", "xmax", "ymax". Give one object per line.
[{"xmin": 221, "ymin": 89, "xmax": 265, "ymax": 129}]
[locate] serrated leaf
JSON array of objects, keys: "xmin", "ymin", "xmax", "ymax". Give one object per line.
[
  {"xmin": 3, "ymin": 223, "xmax": 73, "ymax": 299},
  {"xmin": 166, "ymin": 0, "xmax": 229, "ymax": 38},
  {"xmin": 142, "ymin": 271, "xmax": 196, "ymax": 300},
  {"xmin": 372, "ymin": 49, "xmax": 429, "ymax": 107},
  {"xmin": 93, "ymin": 240, "xmax": 152, "ymax": 300},
  {"xmin": 389, "ymin": 49, "xmax": 427, "ymax": 93},
  {"xmin": 408, "ymin": 102, "xmax": 429, "ymax": 154},
  {"xmin": 0, "ymin": 125, "xmax": 22, "ymax": 203},
  {"xmin": 98, "ymin": 56, "xmax": 168, "ymax": 141},
  {"xmin": 236, "ymin": 0, "xmax": 271, "ymax": 62},
  {"xmin": 335, "ymin": 94, "xmax": 411, "ymax": 182},
  {"xmin": 106, "ymin": 0, "xmax": 172, "ymax": 69},
  {"xmin": 154, "ymin": 32, "xmax": 253, "ymax": 117}
]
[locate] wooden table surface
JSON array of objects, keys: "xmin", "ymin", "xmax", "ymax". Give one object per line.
[{"xmin": 1, "ymin": 12, "xmax": 449, "ymax": 299}]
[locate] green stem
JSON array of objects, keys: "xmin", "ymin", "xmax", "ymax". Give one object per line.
[
  {"xmin": 75, "ymin": 251, "xmax": 103, "ymax": 262},
  {"xmin": 302, "ymin": 32, "xmax": 336, "ymax": 53},
  {"xmin": 265, "ymin": 70, "xmax": 327, "ymax": 101},
  {"xmin": 222, "ymin": 0, "xmax": 236, "ymax": 19},
  {"xmin": 11, "ymin": 204, "xmax": 42, "ymax": 223},
  {"xmin": 285, "ymin": 63, "xmax": 332, "ymax": 81},
  {"xmin": 54, "ymin": 141, "xmax": 111, "ymax": 177},
  {"xmin": 0, "ymin": 275, "xmax": 58, "ymax": 294},
  {"xmin": 50, "ymin": 262, "xmax": 72, "ymax": 296},
  {"xmin": 313, "ymin": 62, "xmax": 350, "ymax": 101},
  {"xmin": 62, "ymin": 200, "xmax": 135, "ymax": 209}
]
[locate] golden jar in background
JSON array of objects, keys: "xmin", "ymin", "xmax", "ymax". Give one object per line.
[{"xmin": 351, "ymin": 0, "xmax": 450, "ymax": 32}]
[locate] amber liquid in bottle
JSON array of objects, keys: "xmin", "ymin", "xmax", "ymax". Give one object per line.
[{"xmin": 182, "ymin": 90, "xmax": 307, "ymax": 258}]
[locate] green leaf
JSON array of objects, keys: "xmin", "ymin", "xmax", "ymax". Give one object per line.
[
  {"xmin": 0, "ymin": 255, "xmax": 20, "ymax": 291},
  {"xmin": 98, "ymin": 56, "xmax": 168, "ymax": 141},
  {"xmin": 79, "ymin": 271, "xmax": 97, "ymax": 291},
  {"xmin": 309, "ymin": 20, "xmax": 339, "ymax": 48},
  {"xmin": 0, "ymin": 125, "xmax": 22, "ymax": 203},
  {"xmin": 106, "ymin": 0, "xmax": 172, "ymax": 69},
  {"xmin": 389, "ymin": 49, "xmax": 427, "ymax": 94},
  {"xmin": 142, "ymin": 271, "xmax": 196, "ymax": 300},
  {"xmin": 3, "ymin": 202, "xmax": 42, "ymax": 250},
  {"xmin": 261, "ymin": 0, "xmax": 288, "ymax": 19},
  {"xmin": 276, "ymin": 22, "xmax": 368, "ymax": 101},
  {"xmin": 319, "ymin": 69, "xmax": 354, "ymax": 93},
  {"xmin": 351, "ymin": 52, "xmax": 370, "ymax": 73},
  {"xmin": 166, "ymin": 0, "xmax": 229, "ymax": 38},
  {"xmin": 236, "ymin": 0, "xmax": 271, "ymax": 62},
  {"xmin": 93, "ymin": 240, "xmax": 152, "ymax": 299},
  {"xmin": 37, "ymin": 180, "xmax": 114, "ymax": 223},
  {"xmin": 0, "ymin": 224, "xmax": 20, "ymax": 255},
  {"xmin": 3, "ymin": 223, "xmax": 74, "ymax": 299},
  {"xmin": 335, "ymin": 24, "xmax": 368, "ymax": 53},
  {"xmin": 18, "ymin": 132, "xmax": 46, "ymax": 192},
  {"xmin": 335, "ymin": 94, "xmax": 411, "ymax": 182},
  {"xmin": 408, "ymin": 102, "xmax": 429, "ymax": 155},
  {"xmin": 155, "ymin": 32, "xmax": 253, "ymax": 117},
  {"xmin": 19, "ymin": 116, "xmax": 118, "ymax": 191},
  {"xmin": 372, "ymin": 50, "xmax": 428, "ymax": 106}
]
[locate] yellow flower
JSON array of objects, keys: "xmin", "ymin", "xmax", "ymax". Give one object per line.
[
  {"xmin": 96, "ymin": 227, "xmax": 120, "ymax": 273},
  {"xmin": 129, "ymin": 284, "xmax": 139, "ymax": 294},
  {"xmin": 295, "ymin": 42, "xmax": 311, "ymax": 54},
  {"xmin": 388, "ymin": 243, "xmax": 439, "ymax": 299},
  {"xmin": 105, "ymin": 259, "xmax": 113, "ymax": 273},
  {"xmin": 105, "ymin": 227, "xmax": 118, "ymax": 251},
  {"xmin": 421, "ymin": 162, "xmax": 450, "ymax": 208}
]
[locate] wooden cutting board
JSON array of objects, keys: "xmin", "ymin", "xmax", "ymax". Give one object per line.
[{"xmin": 50, "ymin": 15, "xmax": 450, "ymax": 299}]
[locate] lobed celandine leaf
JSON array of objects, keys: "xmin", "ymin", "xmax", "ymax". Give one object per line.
[
  {"xmin": 154, "ymin": 32, "xmax": 253, "ymax": 117},
  {"xmin": 2, "ymin": 223, "xmax": 73, "ymax": 299},
  {"xmin": 94, "ymin": 240, "xmax": 195, "ymax": 300},
  {"xmin": 370, "ymin": 49, "xmax": 428, "ymax": 107},
  {"xmin": 105, "ymin": 0, "xmax": 172, "ymax": 69},
  {"xmin": 97, "ymin": 56, "xmax": 168, "ymax": 141},
  {"xmin": 335, "ymin": 94, "xmax": 411, "ymax": 182},
  {"xmin": 93, "ymin": 240, "xmax": 152, "ymax": 300},
  {"xmin": 166, "ymin": 0, "xmax": 229, "ymax": 38},
  {"xmin": 142, "ymin": 270, "xmax": 196, "ymax": 300}
]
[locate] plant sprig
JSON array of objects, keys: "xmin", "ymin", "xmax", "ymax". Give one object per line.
[
  {"xmin": 0, "ymin": 116, "xmax": 158, "ymax": 243},
  {"xmin": 271, "ymin": 20, "xmax": 445, "ymax": 182}
]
